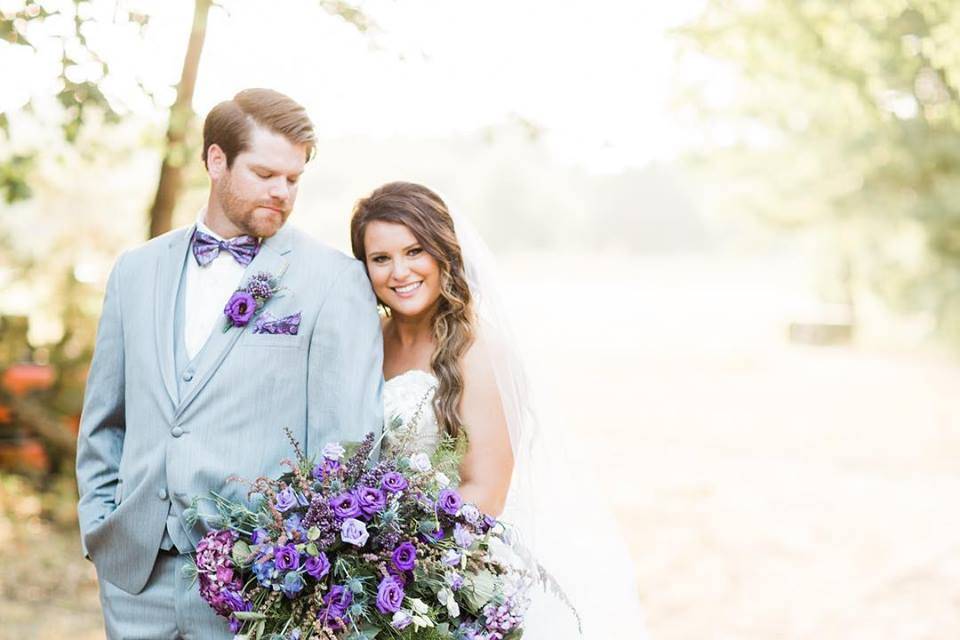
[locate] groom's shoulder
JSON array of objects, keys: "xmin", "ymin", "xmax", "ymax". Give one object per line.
[
  {"xmin": 110, "ymin": 226, "xmax": 191, "ymax": 275},
  {"xmin": 284, "ymin": 225, "xmax": 363, "ymax": 275}
]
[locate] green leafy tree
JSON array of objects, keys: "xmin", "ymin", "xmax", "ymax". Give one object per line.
[{"xmin": 678, "ymin": 0, "xmax": 960, "ymax": 341}]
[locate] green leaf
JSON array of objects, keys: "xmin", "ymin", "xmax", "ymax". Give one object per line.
[{"xmin": 233, "ymin": 611, "xmax": 268, "ymax": 621}]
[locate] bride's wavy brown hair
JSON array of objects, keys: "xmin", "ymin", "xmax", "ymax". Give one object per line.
[{"xmin": 350, "ymin": 182, "xmax": 475, "ymax": 438}]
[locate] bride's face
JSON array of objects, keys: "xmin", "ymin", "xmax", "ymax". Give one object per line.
[{"xmin": 362, "ymin": 220, "xmax": 442, "ymax": 319}]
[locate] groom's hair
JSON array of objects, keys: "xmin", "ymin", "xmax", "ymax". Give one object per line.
[{"xmin": 201, "ymin": 88, "xmax": 316, "ymax": 168}]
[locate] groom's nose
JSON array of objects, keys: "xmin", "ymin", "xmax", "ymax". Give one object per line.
[{"xmin": 267, "ymin": 178, "xmax": 290, "ymax": 201}]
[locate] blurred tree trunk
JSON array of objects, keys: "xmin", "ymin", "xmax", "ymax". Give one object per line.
[{"xmin": 148, "ymin": 0, "xmax": 212, "ymax": 239}]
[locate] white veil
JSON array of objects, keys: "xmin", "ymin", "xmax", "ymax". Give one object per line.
[{"xmin": 449, "ymin": 207, "xmax": 649, "ymax": 640}]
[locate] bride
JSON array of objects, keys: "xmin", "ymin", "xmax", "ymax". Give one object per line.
[{"xmin": 350, "ymin": 182, "xmax": 648, "ymax": 639}]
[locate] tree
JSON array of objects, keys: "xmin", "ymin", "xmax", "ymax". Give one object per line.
[
  {"xmin": 677, "ymin": 0, "xmax": 960, "ymax": 342},
  {"xmin": 0, "ymin": 0, "xmax": 372, "ymax": 236}
]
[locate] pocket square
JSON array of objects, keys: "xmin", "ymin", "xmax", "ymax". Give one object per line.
[{"xmin": 253, "ymin": 311, "xmax": 301, "ymax": 335}]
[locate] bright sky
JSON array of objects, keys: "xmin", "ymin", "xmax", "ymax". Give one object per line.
[{"xmin": 2, "ymin": 0, "xmax": 709, "ymax": 172}]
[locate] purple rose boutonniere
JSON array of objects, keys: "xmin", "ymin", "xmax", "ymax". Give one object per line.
[{"xmin": 223, "ymin": 272, "xmax": 282, "ymax": 331}]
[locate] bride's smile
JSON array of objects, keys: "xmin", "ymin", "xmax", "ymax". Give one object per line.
[{"xmin": 361, "ymin": 219, "xmax": 442, "ymax": 318}]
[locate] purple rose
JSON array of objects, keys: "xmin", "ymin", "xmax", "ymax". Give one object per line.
[
  {"xmin": 275, "ymin": 486, "xmax": 297, "ymax": 513},
  {"xmin": 329, "ymin": 492, "xmax": 362, "ymax": 519},
  {"xmin": 304, "ymin": 553, "xmax": 330, "ymax": 580},
  {"xmin": 250, "ymin": 528, "xmax": 269, "ymax": 545},
  {"xmin": 453, "ymin": 523, "xmax": 474, "ymax": 548},
  {"xmin": 323, "ymin": 584, "xmax": 354, "ymax": 618},
  {"xmin": 381, "ymin": 471, "xmax": 408, "ymax": 494},
  {"xmin": 447, "ymin": 572, "xmax": 465, "ymax": 591},
  {"xmin": 274, "ymin": 544, "xmax": 300, "ymax": 571},
  {"xmin": 340, "ymin": 518, "xmax": 369, "ymax": 547},
  {"xmin": 438, "ymin": 488, "xmax": 463, "ymax": 517},
  {"xmin": 224, "ymin": 291, "xmax": 257, "ymax": 326},
  {"xmin": 391, "ymin": 541, "xmax": 417, "ymax": 572},
  {"xmin": 357, "ymin": 486, "xmax": 387, "ymax": 516},
  {"xmin": 376, "ymin": 576, "xmax": 405, "ymax": 614}
]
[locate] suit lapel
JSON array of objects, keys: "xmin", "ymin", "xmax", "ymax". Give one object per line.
[
  {"xmin": 174, "ymin": 226, "xmax": 293, "ymax": 419},
  {"xmin": 154, "ymin": 226, "xmax": 194, "ymax": 408}
]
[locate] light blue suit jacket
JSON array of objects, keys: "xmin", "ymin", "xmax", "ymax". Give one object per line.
[{"xmin": 75, "ymin": 224, "xmax": 384, "ymax": 594}]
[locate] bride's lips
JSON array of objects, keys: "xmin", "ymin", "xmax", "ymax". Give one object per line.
[{"xmin": 390, "ymin": 281, "xmax": 423, "ymax": 298}]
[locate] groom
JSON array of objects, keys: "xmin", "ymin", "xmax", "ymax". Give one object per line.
[{"xmin": 76, "ymin": 88, "xmax": 384, "ymax": 638}]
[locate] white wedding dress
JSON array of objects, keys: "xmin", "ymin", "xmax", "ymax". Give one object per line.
[{"xmin": 382, "ymin": 369, "xmax": 649, "ymax": 640}]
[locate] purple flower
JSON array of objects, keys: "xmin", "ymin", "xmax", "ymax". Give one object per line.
[
  {"xmin": 304, "ymin": 553, "xmax": 330, "ymax": 580},
  {"xmin": 224, "ymin": 291, "xmax": 257, "ymax": 326},
  {"xmin": 447, "ymin": 572, "xmax": 465, "ymax": 591},
  {"xmin": 391, "ymin": 610, "xmax": 414, "ymax": 630},
  {"xmin": 442, "ymin": 549, "xmax": 463, "ymax": 566},
  {"xmin": 421, "ymin": 526, "xmax": 445, "ymax": 544},
  {"xmin": 274, "ymin": 544, "xmax": 300, "ymax": 571},
  {"xmin": 323, "ymin": 584, "xmax": 353, "ymax": 619},
  {"xmin": 376, "ymin": 576, "xmax": 405, "ymax": 614},
  {"xmin": 250, "ymin": 528, "xmax": 269, "ymax": 545},
  {"xmin": 329, "ymin": 492, "xmax": 362, "ymax": 519},
  {"xmin": 438, "ymin": 488, "xmax": 463, "ymax": 517},
  {"xmin": 357, "ymin": 486, "xmax": 387, "ymax": 516},
  {"xmin": 453, "ymin": 523, "xmax": 475, "ymax": 548},
  {"xmin": 340, "ymin": 518, "xmax": 369, "ymax": 547},
  {"xmin": 381, "ymin": 471, "xmax": 408, "ymax": 494},
  {"xmin": 312, "ymin": 458, "xmax": 340, "ymax": 481},
  {"xmin": 391, "ymin": 541, "xmax": 418, "ymax": 572},
  {"xmin": 275, "ymin": 486, "xmax": 297, "ymax": 513}
]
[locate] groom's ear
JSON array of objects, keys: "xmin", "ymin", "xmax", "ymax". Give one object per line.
[{"xmin": 206, "ymin": 144, "xmax": 228, "ymax": 180}]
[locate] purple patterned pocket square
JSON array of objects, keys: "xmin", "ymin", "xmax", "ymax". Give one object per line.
[{"xmin": 253, "ymin": 311, "xmax": 301, "ymax": 335}]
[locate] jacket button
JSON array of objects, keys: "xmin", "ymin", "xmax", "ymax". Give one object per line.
[
  {"xmin": 182, "ymin": 371, "xmax": 194, "ymax": 382},
  {"xmin": 171, "ymin": 426, "xmax": 184, "ymax": 438},
  {"xmin": 157, "ymin": 488, "xmax": 168, "ymax": 500}
]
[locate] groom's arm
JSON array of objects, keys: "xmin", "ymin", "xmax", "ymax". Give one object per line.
[
  {"xmin": 306, "ymin": 258, "xmax": 384, "ymax": 452},
  {"xmin": 75, "ymin": 254, "xmax": 127, "ymax": 555}
]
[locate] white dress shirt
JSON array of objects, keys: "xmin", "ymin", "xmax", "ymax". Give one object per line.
[{"xmin": 183, "ymin": 212, "xmax": 252, "ymax": 360}]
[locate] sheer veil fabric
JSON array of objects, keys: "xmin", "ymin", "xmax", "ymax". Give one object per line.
[{"xmin": 449, "ymin": 205, "xmax": 649, "ymax": 639}]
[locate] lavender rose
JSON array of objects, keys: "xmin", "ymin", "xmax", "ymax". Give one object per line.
[
  {"xmin": 340, "ymin": 518, "xmax": 370, "ymax": 547},
  {"xmin": 376, "ymin": 576, "xmax": 405, "ymax": 614},
  {"xmin": 274, "ymin": 544, "xmax": 300, "ymax": 571},
  {"xmin": 453, "ymin": 523, "xmax": 474, "ymax": 548},
  {"xmin": 437, "ymin": 488, "xmax": 463, "ymax": 516},
  {"xmin": 391, "ymin": 541, "xmax": 418, "ymax": 572},
  {"xmin": 224, "ymin": 291, "xmax": 257, "ymax": 326},
  {"xmin": 381, "ymin": 471, "xmax": 408, "ymax": 494},
  {"xmin": 274, "ymin": 486, "xmax": 297, "ymax": 513},
  {"xmin": 304, "ymin": 553, "xmax": 330, "ymax": 580},
  {"xmin": 391, "ymin": 610, "xmax": 414, "ymax": 630}
]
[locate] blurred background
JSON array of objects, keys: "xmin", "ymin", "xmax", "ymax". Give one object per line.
[{"xmin": 3, "ymin": 0, "xmax": 960, "ymax": 638}]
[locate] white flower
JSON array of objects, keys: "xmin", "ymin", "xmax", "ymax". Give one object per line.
[
  {"xmin": 437, "ymin": 587, "xmax": 461, "ymax": 618},
  {"xmin": 460, "ymin": 504, "xmax": 481, "ymax": 524},
  {"xmin": 410, "ymin": 453, "xmax": 432, "ymax": 472},
  {"xmin": 391, "ymin": 610, "xmax": 413, "ymax": 630},
  {"xmin": 408, "ymin": 597, "xmax": 430, "ymax": 615},
  {"xmin": 340, "ymin": 518, "xmax": 369, "ymax": 547},
  {"xmin": 322, "ymin": 442, "xmax": 345, "ymax": 460},
  {"xmin": 435, "ymin": 472, "xmax": 450, "ymax": 488}
]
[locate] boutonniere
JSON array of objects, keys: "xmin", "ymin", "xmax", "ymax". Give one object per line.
[{"xmin": 223, "ymin": 271, "xmax": 284, "ymax": 331}]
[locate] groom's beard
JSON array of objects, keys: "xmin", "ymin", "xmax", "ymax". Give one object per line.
[{"xmin": 216, "ymin": 176, "xmax": 292, "ymax": 239}]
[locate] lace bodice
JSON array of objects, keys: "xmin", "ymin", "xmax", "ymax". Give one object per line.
[{"xmin": 382, "ymin": 369, "xmax": 440, "ymax": 459}]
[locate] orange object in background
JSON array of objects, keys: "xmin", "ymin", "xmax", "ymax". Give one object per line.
[{"xmin": 2, "ymin": 363, "xmax": 56, "ymax": 396}]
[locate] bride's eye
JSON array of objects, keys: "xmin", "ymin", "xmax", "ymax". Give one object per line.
[
  {"xmin": 408, "ymin": 247, "xmax": 423, "ymax": 256},
  {"xmin": 370, "ymin": 255, "xmax": 389, "ymax": 264}
]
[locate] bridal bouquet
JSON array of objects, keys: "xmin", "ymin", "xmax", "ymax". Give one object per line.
[{"xmin": 187, "ymin": 430, "xmax": 533, "ymax": 640}]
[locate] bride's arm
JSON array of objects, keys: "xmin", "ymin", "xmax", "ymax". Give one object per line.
[{"xmin": 457, "ymin": 337, "xmax": 514, "ymax": 517}]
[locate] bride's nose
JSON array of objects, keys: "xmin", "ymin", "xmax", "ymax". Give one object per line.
[{"xmin": 391, "ymin": 258, "xmax": 411, "ymax": 280}]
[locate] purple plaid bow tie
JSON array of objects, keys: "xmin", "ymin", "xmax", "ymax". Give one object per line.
[{"xmin": 191, "ymin": 230, "xmax": 260, "ymax": 267}]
